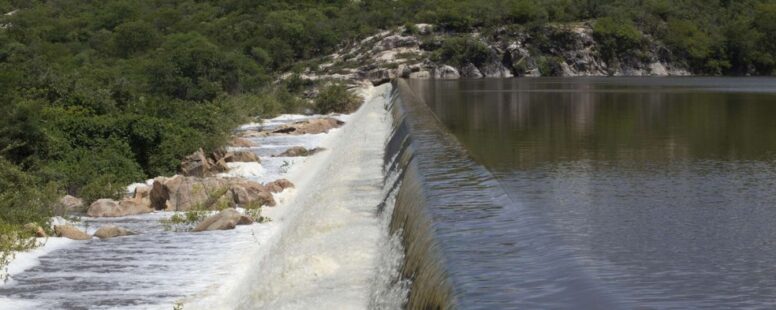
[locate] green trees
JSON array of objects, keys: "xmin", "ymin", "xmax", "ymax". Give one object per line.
[
  {"xmin": 593, "ymin": 17, "xmax": 643, "ymax": 62},
  {"xmin": 315, "ymin": 83, "xmax": 362, "ymax": 114},
  {"xmin": 432, "ymin": 37, "xmax": 495, "ymax": 67}
]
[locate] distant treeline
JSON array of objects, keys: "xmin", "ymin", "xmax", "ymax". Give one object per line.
[{"xmin": 0, "ymin": 0, "xmax": 774, "ymax": 232}]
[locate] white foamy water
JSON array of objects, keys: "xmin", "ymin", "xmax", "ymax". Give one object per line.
[
  {"xmin": 189, "ymin": 83, "xmax": 396, "ymax": 310},
  {"xmin": 0, "ymin": 85, "xmax": 396, "ymax": 309}
]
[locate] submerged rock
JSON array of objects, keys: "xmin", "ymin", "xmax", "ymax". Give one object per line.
[
  {"xmin": 193, "ymin": 209, "xmax": 252, "ymax": 232},
  {"xmin": 275, "ymin": 146, "xmax": 324, "ymax": 157},
  {"xmin": 87, "ymin": 198, "xmax": 152, "ymax": 217},
  {"xmin": 94, "ymin": 225, "xmax": 135, "ymax": 239},
  {"xmin": 53, "ymin": 224, "xmax": 91, "ymax": 240}
]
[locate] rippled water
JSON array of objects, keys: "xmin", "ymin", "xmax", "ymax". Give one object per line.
[{"xmin": 407, "ymin": 78, "xmax": 776, "ymax": 308}]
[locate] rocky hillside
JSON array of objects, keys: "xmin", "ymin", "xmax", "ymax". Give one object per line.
[{"xmin": 289, "ymin": 22, "xmax": 690, "ymax": 88}]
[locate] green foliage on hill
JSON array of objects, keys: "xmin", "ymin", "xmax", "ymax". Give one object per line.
[{"xmin": 0, "ymin": 0, "xmax": 775, "ymax": 238}]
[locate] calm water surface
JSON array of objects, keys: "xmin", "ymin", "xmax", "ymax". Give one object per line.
[{"xmin": 409, "ymin": 78, "xmax": 776, "ymax": 308}]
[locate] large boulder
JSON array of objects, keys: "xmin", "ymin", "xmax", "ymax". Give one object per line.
[
  {"xmin": 193, "ymin": 209, "xmax": 252, "ymax": 232},
  {"xmin": 87, "ymin": 198, "xmax": 152, "ymax": 217},
  {"xmin": 94, "ymin": 225, "xmax": 135, "ymax": 239},
  {"xmin": 54, "ymin": 225, "xmax": 91, "ymax": 240},
  {"xmin": 274, "ymin": 146, "xmax": 324, "ymax": 157},
  {"xmin": 180, "ymin": 148, "xmax": 230, "ymax": 177},
  {"xmin": 150, "ymin": 176, "xmax": 232, "ymax": 211},
  {"xmin": 229, "ymin": 180, "xmax": 276, "ymax": 207},
  {"xmin": 460, "ymin": 63, "xmax": 483, "ymax": 78},
  {"xmin": 434, "ymin": 65, "xmax": 460, "ymax": 79}
]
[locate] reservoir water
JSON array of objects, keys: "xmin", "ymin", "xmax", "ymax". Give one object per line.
[{"xmin": 401, "ymin": 78, "xmax": 776, "ymax": 308}]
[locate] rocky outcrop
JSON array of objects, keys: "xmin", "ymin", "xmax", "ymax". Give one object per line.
[
  {"xmin": 59, "ymin": 195, "xmax": 84, "ymax": 212},
  {"xmin": 180, "ymin": 148, "xmax": 229, "ymax": 177},
  {"xmin": 274, "ymin": 146, "xmax": 324, "ymax": 157},
  {"xmin": 287, "ymin": 22, "xmax": 690, "ymax": 87},
  {"xmin": 192, "ymin": 209, "xmax": 253, "ymax": 232},
  {"xmin": 150, "ymin": 176, "xmax": 277, "ymax": 211},
  {"xmin": 54, "ymin": 225, "xmax": 91, "ymax": 240},
  {"xmin": 87, "ymin": 198, "xmax": 153, "ymax": 217},
  {"xmin": 94, "ymin": 225, "xmax": 135, "ymax": 239}
]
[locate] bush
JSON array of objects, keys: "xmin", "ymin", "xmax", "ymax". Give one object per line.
[
  {"xmin": 314, "ymin": 83, "xmax": 362, "ymax": 114},
  {"xmin": 593, "ymin": 17, "xmax": 643, "ymax": 61},
  {"xmin": 431, "ymin": 36, "xmax": 494, "ymax": 67}
]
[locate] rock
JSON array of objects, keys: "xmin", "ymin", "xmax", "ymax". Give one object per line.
[
  {"xmin": 180, "ymin": 148, "xmax": 212, "ymax": 177},
  {"xmin": 368, "ymin": 69, "xmax": 394, "ymax": 86},
  {"xmin": 434, "ymin": 65, "xmax": 460, "ymax": 79},
  {"xmin": 193, "ymin": 209, "xmax": 244, "ymax": 232},
  {"xmin": 237, "ymin": 215, "xmax": 254, "ymax": 225},
  {"xmin": 133, "ymin": 185, "xmax": 151, "ymax": 200},
  {"xmin": 53, "ymin": 225, "xmax": 91, "ymax": 240},
  {"xmin": 87, "ymin": 198, "xmax": 152, "ymax": 217},
  {"xmin": 460, "ymin": 63, "xmax": 483, "ymax": 78},
  {"xmin": 275, "ymin": 146, "xmax": 324, "ymax": 157},
  {"xmin": 373, "ymin": 35, "xmax": 420, "ymax": 52},
  {"xmin": 230, "ymin": 137, "xmax": 256, "ymax": 148},
  {"xmin": 93, "ymin": 225, "xmax": 135, "ymax": 239},
  {"xmin": 230, "ymin": 180, "xmax": 276, "ymax": 207},
  {"xmin": 59, "ymin": 195, "xmax": 84, "ymax": 212},
  {"xmin": 409, "ymin": 70, "xmax": 431, "ymax": 79},
  {"xmin": 265, "ymin": 179, "xmax": 295, "ymax": 193},
  {"xmin": 480, "ymin": 62, "xmax": 514, "ymax": 78},
  {"xmin": 272, "ymin": 118, "xmax": 344, "ymax": 135},
  {"xmin": 24, "ymin": 223, "xmax": 46, "ymax": 238},
  {"xmin": 150, "ymin": 175, "xmax": 232, "ymax": 211},
  {"xmin": 227, "ymin": 151, "xmax": 260, "ymax": 163}
]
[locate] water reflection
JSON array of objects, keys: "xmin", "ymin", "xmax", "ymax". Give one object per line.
[{"xmin": 409, "ymin": 77, "xmax": 776, "ymax": 308}]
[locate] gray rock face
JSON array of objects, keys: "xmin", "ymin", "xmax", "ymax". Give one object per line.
[
  {"xmin": 435, "ymin": 65, "xmax": 460, "ymax": 79},
  {"xmin": 54, "ymin": 225, "xmax": 91, "ymax": 240},
  {"xmin": 460, "ymin": 63, "xmax": 483, "ymax": 78},
  {"xmin": 94, "ymin": 225, "xmax": 135, "ymax": 239},
  {"xmin": 193, "ymin": 209, "xmax": 253, "ymax": 232}
]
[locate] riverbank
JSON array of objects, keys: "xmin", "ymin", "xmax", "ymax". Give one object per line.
[{"xmin": 0, "ymin": 82, "xmax": 386, "ymax": 309}]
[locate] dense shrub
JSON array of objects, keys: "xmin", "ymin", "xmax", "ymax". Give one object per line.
[
  {"xmin": 593, "ymin": 17, "xmax": 643, "ymax": 61},
  {"xmin": 315, "ymin": 83, "xmax": 362, "ymax": 114},
  {"xmin": 431, "ymin": 36, "xmax": 495, "ymax": 67}
]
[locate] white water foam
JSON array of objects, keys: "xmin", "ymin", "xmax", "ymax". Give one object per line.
[
  {"xmin": 0, "ymin": 97, "xmax": 363, "ymax": 309},
  {"xmin": 186, "ymin": 83, "xmax": 395, "ymax": 310}
]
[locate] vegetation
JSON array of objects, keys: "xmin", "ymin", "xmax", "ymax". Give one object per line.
[
  {"xmin": 315, "ymin": 83, "xmax": 362, "ymax": 114},
  {"xmin": 1, "ymin": 0, "xmax": 776, "ymax": 270}
]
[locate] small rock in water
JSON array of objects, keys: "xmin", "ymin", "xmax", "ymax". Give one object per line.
[
  {"xmin": 53, "ymin": 224, "xmax": 91, "ymax": 240},
  {"xmin": 94, "ymin": 225, "xmax": 135, "ymax": 239},
  {"xmin": 265, "ymin": 179, "xmax": 295, "ymax": 193},
  {"xmin": 230, "ymin": 137, "xmax": 257, "ymax": 147},
  {"xmin": 193, "ymin": 209, "xmax": 251, "ymax": 232},
  {"xmin": 227, "ymin": 151, "xmax": 260, "ymax": 163},
  {"xmin": 275, "ymin": 146, "xmax": 324, "ymax": 157}
]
